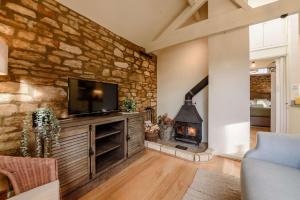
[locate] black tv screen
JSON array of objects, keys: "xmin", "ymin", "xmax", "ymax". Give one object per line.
[{"xmin": 68, "ymin": 78, "xmax": 118, "ymax": 115}]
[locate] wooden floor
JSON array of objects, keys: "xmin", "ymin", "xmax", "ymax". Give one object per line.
[
  {"xmin": 250, "ymin": 126, "xmax": 271, "ymax": 149},
  {"xmin": 80, "ymin": 150, "xmax": 240, "ymax": 200}
]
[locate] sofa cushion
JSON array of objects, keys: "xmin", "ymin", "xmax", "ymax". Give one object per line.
[{"xmin": 242, "ymin": 158, "xmax": 300, "ymax": 200}]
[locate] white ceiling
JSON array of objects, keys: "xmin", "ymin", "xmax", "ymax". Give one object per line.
[{"xmin": 57, "ymin": 0, "xmax": 187, "ymax": 47}]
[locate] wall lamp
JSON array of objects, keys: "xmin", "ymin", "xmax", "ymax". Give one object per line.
[{"xmin": 0, "ymin": 40, "xmax": 8, "ymax": 75}]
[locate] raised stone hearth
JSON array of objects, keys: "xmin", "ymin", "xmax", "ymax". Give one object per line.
[{"xmin": 144, "ymin": 140, "xmax": 214, "ymax": 162}]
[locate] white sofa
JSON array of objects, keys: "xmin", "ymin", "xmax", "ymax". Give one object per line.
[{"xmin": 241, "ymin": 132, "xmax": 300, "ymax": 200}]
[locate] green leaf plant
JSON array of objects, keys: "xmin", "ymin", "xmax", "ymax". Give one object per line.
[
  {"xmin": 21, "ymin": 108, "xmax": 61, "ymax": 158},
  {"xmin": 122, "ymin": 97, "xmax": 137, "ymax": 112}
]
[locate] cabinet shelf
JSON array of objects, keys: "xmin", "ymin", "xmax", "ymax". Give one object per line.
[
  {"xmin": 95, "ymin": 130, "xmax": 121, "ymax": 140},
  {"xmin": 95, "ymin": 143, "xmax": 121, "ymax": 157},
  {"xmin": 95, "ymin": 151, "xmax": 124, "ymax": 173}
]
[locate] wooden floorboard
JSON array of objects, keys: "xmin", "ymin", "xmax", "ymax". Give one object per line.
[
  {"xmin": 80, "ymin": 150, "xmax": 240, "ymax": 200},
  {"xmin": 250, "ymin": 126, "xmax": 271, "ymax": 149}
]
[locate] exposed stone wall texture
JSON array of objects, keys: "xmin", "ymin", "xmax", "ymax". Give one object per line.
[
  {"xmin": 250, "ymin": 74, "xmax": 271, "ymax": 100},
  {"xmin": 0, "ymin": 0, "xmax": 157, "ymax": 155}
]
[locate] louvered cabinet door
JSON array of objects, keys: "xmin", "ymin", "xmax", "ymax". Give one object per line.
[
  {"xmin": 52, "ymin": 125, "xmax": 90, "ymax": 195},
  {"xmin": 127, "ymin": 115, "xmax": 145, "ymax": 157}
]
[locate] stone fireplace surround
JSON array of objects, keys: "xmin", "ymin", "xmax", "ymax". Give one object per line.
[
  {"xmin": 144, "ymin": 140, "xmax": 214, "ymax": 162},
  {"xmin": 0, "ymin": 0, "xmax": 157, "ymax": 155}
]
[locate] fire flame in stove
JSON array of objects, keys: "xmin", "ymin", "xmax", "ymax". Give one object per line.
[{"xmin": 188, "ymin": 127, "xmax": 197, "ymax": 137}]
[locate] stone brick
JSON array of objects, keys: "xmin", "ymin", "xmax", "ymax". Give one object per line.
[
  {"xmin": 6, "ymin": 3, "xmax": 36, "ymax": 18},
  {"xmin": 57, "ymin": 16, "xmax": 68, "ymax": 24},
  {"xmin": 125, "ymin": 57, "xmax": 134, "ymax": 63},
  {"xmin": 129, "ymin": 73, "xmax": 145, "ymax": 82},
  {"xmin": 32, "ymin": 86, "xmax": 67, "ymax": 101},
  {"xmin": 0, "ymin": 141, "xmax": 19, "ymax": 152},
  {"xmin": 19, "ymin": 103, "xmax": 38, "ymax": 112},
  {"xmin": 114, "ymin": 48, "xmax": 123, "ymax": 58},
  {"xmin": 39, "ymin": 63, "xmax": 52, "ymax": 69},
  {"xmin": 42, "ymin": 1, "xmax": 61, "ymax": 13},
  {"xmin": 31, "ymin": 71, "xmax": 58, "ymax": 79},
  {"xmin": 114, "ymin": 62, "xmax": 129, "ymax": 69},
  {"xmin": 250, "ymin": 75, "xmax": 271, "ymax": 99},
  {"xmin": 41, "ymin": 17, "xmax": 60, "ymax": 28},
  {"xmin": 112, "ymin": 70, "xmax": 127, "ymax": 79},
  {"xmin": 20, "ymin": 0, "xmax": 38, "ymax": 10},
  {"xmin": 59, "ymin": 42, "xmax": 82, "ymax": 55},
  {"xmin": 13, "ymin": 13, "xmax": 29, "ymax": 24},
  {"xmin": 8, "ymin": 58, "xmax": 35, "ymax": 67},
  {"xmin": 17, "ymin": 31, "xmax": 35, "ymax": 41},
  {"xmin": 144, "ymin": 71, "xmax": 150, "ymax": 76},
  {"xmin": 48, "ymin": 55, "xmax": 61, "ymax": 64},
  {"xmin": 134, "ymin": 51, "xmax": 140, "ymax": 58},
  {"xmin": 0, "ymin": 127, "xmax": 18, "ymax": 134},
  {"xmin": 126, "ymin": 49, "xmax": 133, "ymax": 54},
  {"xmin": 114, "ymin": 42, "xmax": 125, "ymax": 51},
  {"xmin": 101, "ymin": 36, "xmax": 113, "ymax": 43},
  {"xmin": 77, "ymin": 56, "xmax": 90, "ymax": 61},
  {"xmin": 12, "ymin": 39, "xmax": 46, "ymax": 53},
  {"xmin": 142, "ymin": 61, "xmax": 149, "ymax": 68},
  {"xmin": 69, "ymin": 20, "xmax": 79, "ymax": 30},
  {"xmin": 55, "ymin": 80, "xmax": 68, "ymax": 87},
  {"xmin": 62, "ymin": 24, "xmax": 80, "ymax": 36},
  {"xmin": 0, "ymin": 82, "xmax": 29, "ymax": 94},
  {"xmin": 0, "ymin": 104, "xmax": 18, "ymax": 116},
  {"xmin": 59, "ymin": 5, "xmax": 69, "ymax": 12},
  {"xmin": 52, "ymin": 50, "xmax": 74, "ymax": 58},
  {"xmin": 38, "ymin": 36, "xmax": 58, "ymax": 48},
  {"xmin": 0, "ymin": 22, "xmax": 14, "ymax": 35},
  {"xmin": 102, "ymin": 69, "xmax": 110, "ymax": 77},
  {"xmin": 73, "ymin": 70, "xmax": 82, "ymax": 74},
  {"xmin": 54, "ymin": 66, "xmax": 70, "ymax": 71},
  {"xmin": 14, "ymin": 94, "xmax": 33, "ymax": 102},
  {"xmin": 149, "ymin": 65, "xmax": 155, "ymax": 71},
  {"xmin": 63, "ymin": 60, "xmax": 82, "ymax": 68},
  {"xmin": 84, "ymin": 39, "xmax": 103, "ymax": 51},
  {"xmin": 11, "ymin": 69, "xmax": 29, "ymax": 75},
  {"xmin": 0, "ymin": 132, "xmax": 22, "ymax": 144}
]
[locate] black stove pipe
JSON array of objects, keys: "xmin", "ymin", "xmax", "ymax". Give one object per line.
[{"xmin": 185, "ymin": 76, "xmax": 209, "ymax": 105}]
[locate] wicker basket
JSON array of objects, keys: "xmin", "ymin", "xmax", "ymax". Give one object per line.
[{"xmin": 145, "ymin": 129, "xmax": 160, "ymax": 142}]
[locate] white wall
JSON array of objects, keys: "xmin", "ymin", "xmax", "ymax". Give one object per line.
[
  {"xmin": 208, "ymin": 0, "xmax": 250, "ymax": 156},
  {"xmin": 286, "ymin": 14, "xmax": 300, "ymax": 134},
  {"xmin": 157, "ymin": 39, "xmax": 208, "ymax": 142}
]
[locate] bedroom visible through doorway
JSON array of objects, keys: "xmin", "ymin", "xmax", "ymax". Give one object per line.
[{"xmin": 250, "ymin": 59, "xmax": 275, "ymax": 148}]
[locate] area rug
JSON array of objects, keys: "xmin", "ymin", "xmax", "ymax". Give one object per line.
[{"xmin": 182, "ymin": 169, "xmax": 241, "ymax": 200}]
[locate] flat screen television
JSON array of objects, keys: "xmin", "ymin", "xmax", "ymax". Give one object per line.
[{"xmin": 68, "ymin": 78, "xmax": 118, "ymax": 116}]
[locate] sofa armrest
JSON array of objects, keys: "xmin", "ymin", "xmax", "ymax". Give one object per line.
[{"xmin": 245, "ymin": 132, "xmax": 300, "ymax": 169}]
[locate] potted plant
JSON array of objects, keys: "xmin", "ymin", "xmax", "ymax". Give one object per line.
[
  {"xmin": 21, "ymin": 108, "xmax": 61, "ymax": 158},
  {"xmin": 122, "ymin": 97, "xmax": 137, "ymax": 113}
]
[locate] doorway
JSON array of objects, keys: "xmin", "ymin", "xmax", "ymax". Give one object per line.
[{"xmin": 249, "ymin": 57, "xmax": 287, "ymax": 148}]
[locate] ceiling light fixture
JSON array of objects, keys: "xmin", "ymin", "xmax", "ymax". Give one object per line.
[{"xmin": 251, "ymin": 61, "xmax": 256, "ymax": 69}]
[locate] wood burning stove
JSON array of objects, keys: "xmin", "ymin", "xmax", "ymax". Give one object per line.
[
  {"xmin": 175, "ymin": 122, "xmax": 202, "ymax": 145},
  {"xmin": 174, "ymin": 76, "xmax": 208, "ymax": 145}
]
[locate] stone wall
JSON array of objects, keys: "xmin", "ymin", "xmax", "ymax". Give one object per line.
[
  {"xmin": 0, "ymin": 0, "xmax": 157, "ymax": 155},
  {"xmin": 250, "ymin": 74, "xmax": 271, "ymax": 100}
]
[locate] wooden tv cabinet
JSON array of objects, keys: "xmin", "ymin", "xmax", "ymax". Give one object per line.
[{"xmin": 52, "ymin": 113, "xmax": 144, "ymax": 199}]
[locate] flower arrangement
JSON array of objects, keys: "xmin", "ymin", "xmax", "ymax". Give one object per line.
[
  {"xmin": 157, "ymin": 114, "xmax": 174, "ymax": 141},
  {"xmin": 21, "ymin": 108, "xmax": 61, "ymax": 158}
]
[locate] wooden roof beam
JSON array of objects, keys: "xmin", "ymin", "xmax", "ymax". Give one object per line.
[
  {"xmin": 232, "ymin": 0, "xmax": 252, "ymax": 10},
  {"xmin": 154, "ymin": 0, "xmax": 208, "ymax": 40},
  {"xmin": 147, "ymin": 0, "xmax": 300, "ymax": 52}
]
